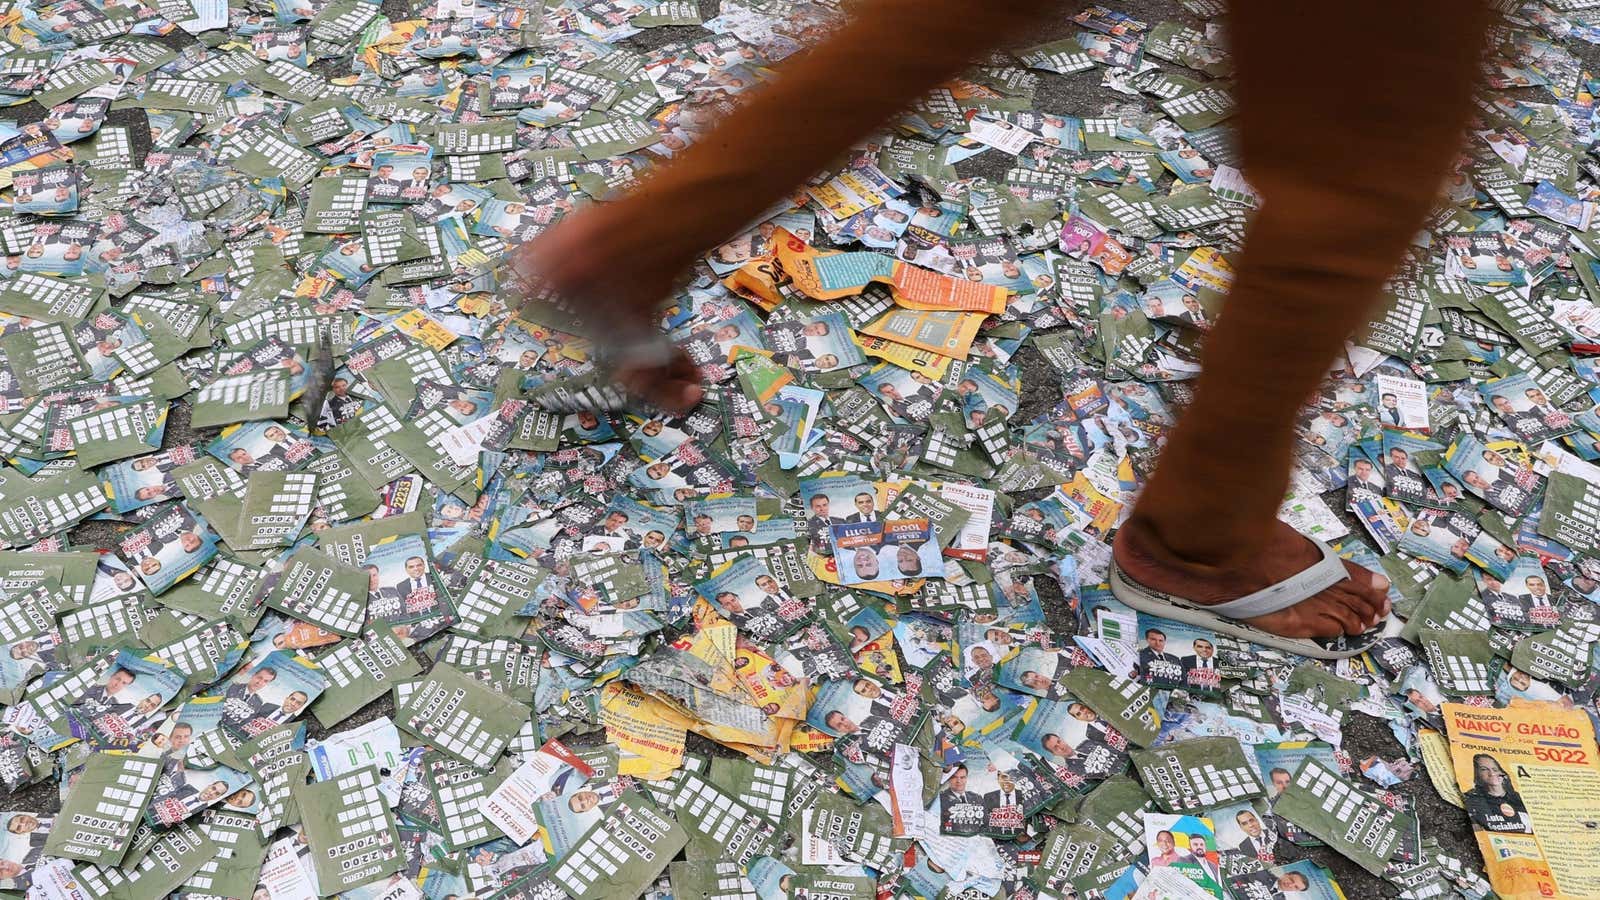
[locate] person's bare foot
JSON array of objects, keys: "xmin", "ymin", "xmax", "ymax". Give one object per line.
[
  {"xmin": 614, "ymin": 350, "xmax": 704, "ymax": 414},
  {"xmin": 510, "ymin": 203, "xmax": 704, "ymax": 414},
  {"xmin": 1112, "ymin": 515, "xmax": 1391, "ymax": 638}
]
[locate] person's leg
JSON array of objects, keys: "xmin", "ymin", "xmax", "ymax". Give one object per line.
[
  {"xmin": 1113, "ymin": 0, "xmax": 1497, "ymax": 638},
  {"xmin": 516, "ymin": 0, "xmax": 1071, "ymax": 413}
]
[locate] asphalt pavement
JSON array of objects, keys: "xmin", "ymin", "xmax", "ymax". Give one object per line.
[{"xmin": 10, "ymin": 0, "xmax": 1566, "ymax": 894}]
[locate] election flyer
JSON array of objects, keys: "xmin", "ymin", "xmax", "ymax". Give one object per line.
[{"xmin": 1443, "ymin": 701, "xmax": 1600, "ymax": 900}]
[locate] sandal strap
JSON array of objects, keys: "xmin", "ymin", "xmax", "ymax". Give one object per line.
[{"xmin": 1203, "ymin": 538, "xmax": 1350, "ymax": 619}]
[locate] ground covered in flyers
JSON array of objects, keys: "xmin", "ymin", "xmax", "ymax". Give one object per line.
[{"xmin": 4, "ymin": 0, "xmax": 1600, "ymax": 898}]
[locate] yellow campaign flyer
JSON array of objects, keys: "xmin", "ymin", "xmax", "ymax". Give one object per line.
[
  {"xmin": 392, "ymin": 309, "xmax": 458, "ymax": 350},
  {"xmin": 600, "ymin": 681, "xmax": 692, "ymax": 779},
  {"xmin": 859, "ymin": 307, "xmax": 985, "ymax": 360},
  {"xmin": 1442, "ymin": 701, "xmax": 1600, "ymax": 899},
  {"xmin": 806, "ymin": 164, "xmax": 900, "ymax": 220},
  {"xmin": 1173, "ymin": 246, "xmax": 1234, "ymax": 293},
  {"xmin": 854, "ymin": 333, "xmax": 953, "ymax": 379},
  {"xmin": 1416, "ymin": 729, "xmax": 1465, "ymax": 809}
]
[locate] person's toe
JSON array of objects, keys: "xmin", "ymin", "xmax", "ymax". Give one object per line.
[
  {"xmin": 1331, "ymin": 586, "xmax": 1382, "ymax": 633},
  {"xmin": 1337, "ymin": 561, "xmax": 1388, "ymax": 623},
  {"xmin": 1368, "ymin": 570, "xmax": 1393, "ymax": 615},
  {"xmin": 1316, "ymin": 596, "xmax": 1369, "ymax": 637},
  {"xmin": 1358, "ymin": 571, "xmax": 1393, "ymax": 627}
]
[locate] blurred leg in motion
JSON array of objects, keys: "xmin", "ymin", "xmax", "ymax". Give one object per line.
[
  {"xmin": 1113, "ymin": 0, "xmax": 1497, "ymax": 637},
  {"xmin": 515, "ymin": 0, "xmax": 1071, "ymax": 411}
]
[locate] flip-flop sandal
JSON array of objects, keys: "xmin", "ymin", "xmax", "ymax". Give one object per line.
[{"xmin": 1108, "ymin": 536, "xmax": 1397, "ymax": 660}]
